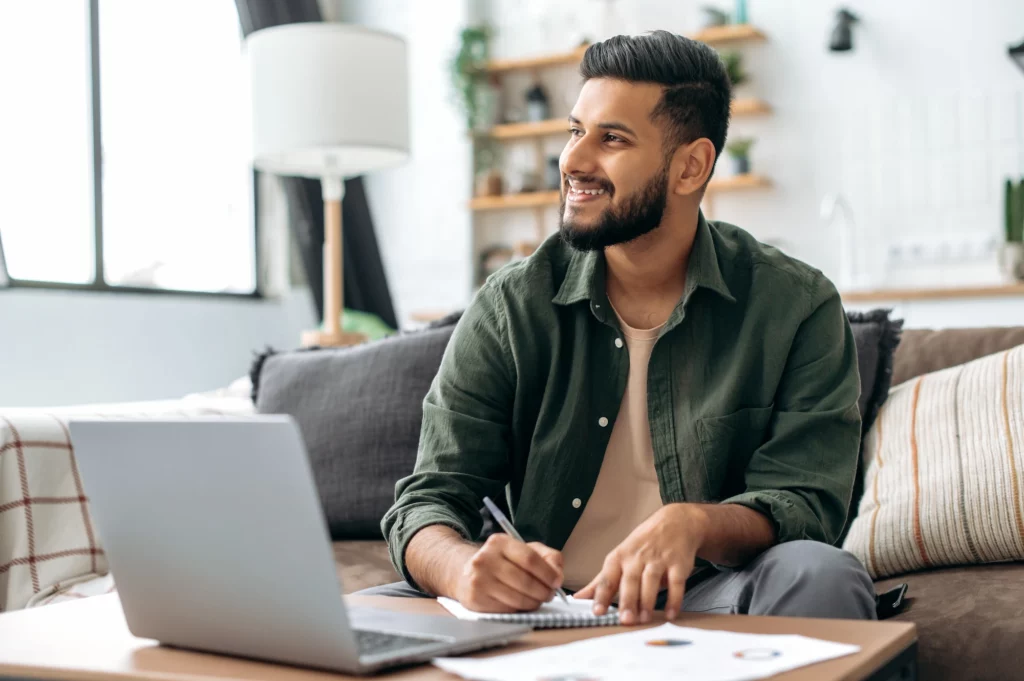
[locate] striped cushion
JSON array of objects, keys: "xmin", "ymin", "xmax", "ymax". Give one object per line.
[{"xmin": 843, "ymin": 344, "xmax": 1024, "ymax": 579}]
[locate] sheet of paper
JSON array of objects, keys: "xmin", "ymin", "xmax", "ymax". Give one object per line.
[
  {"xmin": 438, "ymin": 595, "xmax": 615, "ymax": 621},
  {"xmin": 434, "ymin": 622, "xmax": 860, "ymax": 681}
]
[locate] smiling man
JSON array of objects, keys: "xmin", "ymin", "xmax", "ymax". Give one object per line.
[{"xmin": 371, "ymin": 31, "xmax": 876, "ymax": 624}]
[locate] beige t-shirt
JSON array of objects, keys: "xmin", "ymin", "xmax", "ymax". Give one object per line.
[{"xmin": 560, "ymin": 309, "xmax": 665, "ymax": 591}]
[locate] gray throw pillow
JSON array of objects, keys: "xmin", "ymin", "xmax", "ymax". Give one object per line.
[
  {"xmin": 846, "ymin": 309, "xmax": 904, "ymax": 435},
  {"xmin": 250, "ymin": 322, "xmax": 456, "ymax": 539},
  {"xmin": 842, "ymin": 308, "xmax": 903, "ymax": 543}
]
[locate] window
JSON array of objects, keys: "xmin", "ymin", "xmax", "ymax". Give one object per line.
[{"xmin": 0, "ymin": 0, "xmax": 257, "ymax": 295}]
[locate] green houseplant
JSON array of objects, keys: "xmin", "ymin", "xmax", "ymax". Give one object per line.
[
  {"xmin": 725, "ymin": 137, "xmax": 755, "ymax": 175},
  {"xmin": 1002, "ymin": 178, "xmax": 1024, "ymax": 281},
  {"xmin": 721, "ymin": 51, "xmax": 747, "ymax": 87},
  {"xmin": 450, "ymin": 25, "xmax": 495, "ymax": 131}
]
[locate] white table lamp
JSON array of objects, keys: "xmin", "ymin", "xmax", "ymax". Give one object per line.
[{"xmin": 246, "ymin": 23, "xmax": 409, "ymax": 347}]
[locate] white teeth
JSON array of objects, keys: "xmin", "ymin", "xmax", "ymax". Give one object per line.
[{"xmin": 571, "ymin": 188, "xmax": 605, "ymax": 196}]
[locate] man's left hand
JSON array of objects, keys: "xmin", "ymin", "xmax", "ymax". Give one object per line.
[{"xmin": 574, "ymin": 503, "xmax": 708, "ymax": 625}]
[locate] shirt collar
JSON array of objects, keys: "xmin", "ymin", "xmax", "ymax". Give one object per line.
[{"xmin": 552, "ymin": 211, "xmax": 736, "ymax": 310}]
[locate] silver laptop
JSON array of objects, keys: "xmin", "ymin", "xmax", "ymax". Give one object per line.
[{"xmin": 69, "ymin": 415, "xmax": 529, "ymax": 674}]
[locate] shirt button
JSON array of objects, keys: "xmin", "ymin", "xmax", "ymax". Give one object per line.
[
  {"xmin": 614, "ymin": 338, "xmax": 624, "ymax": 348},
  {"xmin": 572, "ymin": 498, "xmax": 582, "ymax": 509},
  {"xmin": 598, "ymin": 417, "xmax": 609, "ymax": 427}
]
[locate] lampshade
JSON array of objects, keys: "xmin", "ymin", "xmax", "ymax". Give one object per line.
[{"xmin": 245, "ymin": 23, "xmax": 409, "ymax": 179}]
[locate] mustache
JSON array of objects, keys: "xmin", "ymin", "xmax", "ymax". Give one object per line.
[{"xmin": 564, "ymin": 174, "xmax": 614, "ymax": 195}]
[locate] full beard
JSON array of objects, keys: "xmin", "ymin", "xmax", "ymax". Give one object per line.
[{"xmin": 559, "ymin": 165, "xmax": 669, "ymax": 252}]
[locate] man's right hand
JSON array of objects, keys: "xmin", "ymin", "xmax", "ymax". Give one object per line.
[{"xmin": 452, "ymin": 534, "xmax": 564, "ymax": 613}]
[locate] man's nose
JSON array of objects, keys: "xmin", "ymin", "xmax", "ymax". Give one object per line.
[{"xmin": 560, "ymin": 136, "xmax": 599, "ymax": 179}]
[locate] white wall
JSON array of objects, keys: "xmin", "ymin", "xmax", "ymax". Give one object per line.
[
  {"xmin": 334, "ymin": 0, "xmax": 1024, "ymax": 328},
  {"xmin": 0, "ymin": 287, "xmax": 317, "ymax": 408},
  {"xmin": 331, "ymin": 0, "xmax": 475, "ymax": 325}
]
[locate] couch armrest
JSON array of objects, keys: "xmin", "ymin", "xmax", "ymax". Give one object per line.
[{"xmin": 0, "ymin": 396, "xmax": 255, "ymax": 612}]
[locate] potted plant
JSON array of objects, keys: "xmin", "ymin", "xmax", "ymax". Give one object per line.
[
  {"xmin": 725, "ymin": 137, "xmax": 755, "ymax": 175},
  {"xmin": 1001, "ymin": 178, "xmax": 1024, "ymax": 281},
  {"xmin": 474, "ymin": 139, "xmax": 503, "ymax": 197},
  {"xmin": 721, "ymin": 51, "xmax": 747, "ymax": 87},
  {"xmin": 450, "ymin": 25, "xmax": 497, "ymax": 131}
]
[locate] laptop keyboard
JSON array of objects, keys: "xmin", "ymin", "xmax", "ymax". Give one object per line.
[{"xmin": 353, "ymin": 628, "xmax": 441, "ymax": 656}]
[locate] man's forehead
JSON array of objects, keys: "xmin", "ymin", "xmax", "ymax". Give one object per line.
[{"xmin": 571, "ymin": 78, "xmax": 663, "ymax": 130}]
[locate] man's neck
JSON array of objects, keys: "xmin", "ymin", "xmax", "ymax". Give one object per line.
[{"xmin": 604, "ymin": 209, "xmax": 699, "ymax": 330}]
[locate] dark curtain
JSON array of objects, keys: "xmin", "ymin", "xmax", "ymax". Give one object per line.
[{"xmin": 235, "ymin": 0, "xmax": 399, "ymax": 329}]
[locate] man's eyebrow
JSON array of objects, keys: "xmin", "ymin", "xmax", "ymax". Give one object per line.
[{"xmin": 568, "ymin": 116, "xmax": 637, "ymax": 137}]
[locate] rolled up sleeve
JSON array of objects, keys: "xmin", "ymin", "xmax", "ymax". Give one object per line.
[
  {"xmin": 381, "ymin": 282, "xmax": 515, "ymax": 588},
  {"xmin": 722, "ymin": 278, "xmax": 862, "ymax": 546}
]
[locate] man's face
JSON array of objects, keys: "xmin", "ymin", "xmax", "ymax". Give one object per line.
[{"xmin": 559, "ymin": 78, "xmax": 672, "ymax": 251}]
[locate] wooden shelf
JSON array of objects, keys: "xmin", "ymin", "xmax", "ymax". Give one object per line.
[
  {"xmin": 480, "ymin": 25, "xmax": 765, "ymax": 74},
  {"xmin": 731, "ymin": 98, "xmax": 772, "ymax": 116},
  {"xmin": 691, "ymin": 24, "xmax": 767, "ymax": 45},
  {"xmin": 842, "ymin": 283, "xmax": 1024, "ymax": 303},
  {"xmin": 707, "ymin": 174, "xmax": 771, "ymax": 192},
  {"xmin": 485, "ymin": 118, "xmax": 568, "ymax": 140},
  {"xmin": 469, "ymin": 176, "xmax": 768, "ymax": 211},
  {"xmin": 481, "ymin": 99, "xmax": 770, "ymax": 141},
  {"xmin": 482, "ymin": 45, "xmax": 589, "ymax": 74},
  {"xmin": 469, "ymin": 190, "xmax": 560, "ymax": 211}
]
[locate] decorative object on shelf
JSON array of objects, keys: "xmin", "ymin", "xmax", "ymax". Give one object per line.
[
  {"xmin": 480, "ymin": 244, "xmax": 515, "ymax": 283},
  {"xmin": 725, "ymin": 136, "xmax": 755, "ymax": 175},
  {"xmin": 1001, "ymin": 178, "xmax": 1024, "ymax": 282},
  {"xmin": 734, "ymin": 0, "xmax": 748, "ymax": 24},
  {"xmin": 451, "ymin": 25, "xmax": 494, "ymax": 130},
  {"xmin": 474, "ymin": 139, "xmax": 503, "ymax": 197},
  {"xmin": 513, "ymin": 241, "xmax": 538, "ymax": 260},
  {"xmin": 508, "ymin": 167, "xmax": 542, "ymax": 194},
  {"xmin": 0, "ymin": 229, "xmax": 8, "ymax": 288},
  {"xmin": 525, "ymin": 82, "xmax": 551, "ymax": 122},
  {"xmin": 699, "ymin": 6, "xmax": 730, "ymax": 30},
  {"xmin": 545, "ymin": 156, "xmax": 562, "ymax": 190},
  {"xmin": 821, "ymin": 193, "xmax": 868, "ymax": 291},
  {"xmin": 829, "ymin": 8, "xmax": 859, "ymax": 52},
  {"xmin": 246, "ymin": 23, "xmax": 409, "ymax": 349},
  {"xmin": 721, "ymin": 51, "xmax": 747, "ymax": 86},
  {"xmin": 1010, "ymin": 38, "xmax": 1024, "ymax": 74}
]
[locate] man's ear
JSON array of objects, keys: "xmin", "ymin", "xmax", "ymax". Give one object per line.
[{"xmin": 670, "ymin": 138, "xmax": 717, "ymax": 197}]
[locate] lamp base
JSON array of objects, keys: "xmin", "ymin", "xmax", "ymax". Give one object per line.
[{"xmin": 300, "ymin": 329, "xmax": 368, "ymax": 348}]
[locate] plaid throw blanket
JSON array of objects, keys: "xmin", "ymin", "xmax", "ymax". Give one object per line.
[{"xmin": 0, "ymin": 394, "xmax": 255, "ymax": 611}]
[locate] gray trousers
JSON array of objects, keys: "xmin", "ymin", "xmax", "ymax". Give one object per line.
[{"xmin": 356, "ymin": 540, "xmax": 878, "ymax": 620}]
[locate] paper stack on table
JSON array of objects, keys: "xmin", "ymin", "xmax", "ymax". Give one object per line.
[{"xmin": 434, "ymin": 622, "xmax": 860, "ymax": 681}]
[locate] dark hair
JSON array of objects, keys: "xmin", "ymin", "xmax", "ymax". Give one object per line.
[{"xmin": 580, "ymin": 31, "xmax": 732, "ymax": 173}]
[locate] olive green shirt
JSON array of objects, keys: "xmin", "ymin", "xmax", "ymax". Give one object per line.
[{"xmin": 382, "ymin": 214, "xmax": 862, "ymax": 588}]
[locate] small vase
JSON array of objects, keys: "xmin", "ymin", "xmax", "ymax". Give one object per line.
[
  {"xmin": 476, "ymin": 172, "xmax": 503, "ymax": 197},
  {"xmin": 999, "ymin": 242, "xmax": 1024, "ymax": 282},
  {"xmin": 731, "ymin": 156, "xmax": 750, "ymax": 175}
]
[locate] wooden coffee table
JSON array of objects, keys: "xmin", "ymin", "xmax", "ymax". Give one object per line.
[{"xmin": 0, "ymin": 594, "xmax": 916, "ymax": 681}]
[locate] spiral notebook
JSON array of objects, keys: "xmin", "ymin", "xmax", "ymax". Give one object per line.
[{"xmin": 437, "ymin": 596, "xmax": 620, "ymax": 629}]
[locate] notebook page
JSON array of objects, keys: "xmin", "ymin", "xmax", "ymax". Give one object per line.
[{"xmin": 438, "ymin": 596, "xmax": 620, "ymax": 628}]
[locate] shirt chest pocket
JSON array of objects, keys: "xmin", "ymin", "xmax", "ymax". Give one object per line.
[{"xmin": 696, "ymin": 405, "xmax": 774, "ymax": 501}]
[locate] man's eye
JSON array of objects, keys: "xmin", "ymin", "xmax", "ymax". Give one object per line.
[
  {"xmin": 605, "ymin": 134, "xmax": 624, "ymax": 143},
  {"xmin": 568, "ymin": 127, "xmax": 583, "ymax": 137}
]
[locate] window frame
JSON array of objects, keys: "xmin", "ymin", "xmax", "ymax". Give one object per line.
[{"xmin": 1, "ymin": 0, "xmax": 262, "ymax": 300}]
